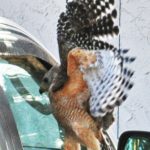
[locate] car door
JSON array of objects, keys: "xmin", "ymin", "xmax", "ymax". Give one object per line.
[{"xmin": 0, "ymin": 86, "xmax": 23, "ymax": 150}]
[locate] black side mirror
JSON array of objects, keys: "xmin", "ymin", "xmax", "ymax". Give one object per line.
[{"xmin": 118, "ymin": 131, "xmax": 150, "ymax": 150}]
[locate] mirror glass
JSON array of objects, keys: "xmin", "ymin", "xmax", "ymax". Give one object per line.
[{"xmin": 125, "ymin": 136, "xmax": 150, "ymax": 150}]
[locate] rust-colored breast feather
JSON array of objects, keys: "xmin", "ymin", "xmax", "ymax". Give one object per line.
[{"xmin": 51, "ymin": 48, "xmax": 102, "ymax": 150}]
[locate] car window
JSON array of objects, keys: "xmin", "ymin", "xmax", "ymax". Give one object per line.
[{"xmin": 0, "ymin": 59, "xmax": 63, "ymax": 150}]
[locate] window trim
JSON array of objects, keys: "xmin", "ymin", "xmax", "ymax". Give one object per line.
[{"xmin": 0, "ymin": 86, "xmax": 23, "ymax": 150}]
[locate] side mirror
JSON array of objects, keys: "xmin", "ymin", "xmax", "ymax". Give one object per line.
[{"xmin": 118, "ymin": 131, "xmax": 150, "ymax": 150}]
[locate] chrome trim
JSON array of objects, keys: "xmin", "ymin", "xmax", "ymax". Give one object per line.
[
  {"xmin": 0, "ymin": 86, "xmax": 23, "ymax": 150},
  {"xmin": 0, "ymin": 17, "xmax": 59, "ymax": 66}
]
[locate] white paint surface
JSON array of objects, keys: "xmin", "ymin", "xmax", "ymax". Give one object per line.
[
  {"xmin": 0, "ymin": 0, "xmax": 66, "ymax": 60},
  {"xmin": 0, "ymin": 0, "xmax": 150, "ymax": 146},
  {"xmin": 119, "ymin": 0, "xmax": 150, "ymax": 133}
]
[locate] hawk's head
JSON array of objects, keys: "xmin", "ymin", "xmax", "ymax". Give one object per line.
[{"xmin": 39, "ymin": 66, "xmax": 59, "ymax": 94}]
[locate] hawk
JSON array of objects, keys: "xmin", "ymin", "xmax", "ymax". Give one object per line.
[{"xmin": 40, "ymin": 0, "xmax": 135, "ymax": 149}]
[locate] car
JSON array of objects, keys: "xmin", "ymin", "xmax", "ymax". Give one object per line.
[
  {"xmin": 0, "ymin": 17, "xmax": 61, "ymax": 150},
  {"xmin": 0, "ymin": 17, "xmax": 149, "ymax": 150}
]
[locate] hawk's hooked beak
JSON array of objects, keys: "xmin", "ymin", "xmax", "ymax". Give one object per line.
[
  {"xmin": 39, "ymin": 88, "xmax": 44, "ymax": 94},
  {"xmin": 39, "ymin": 85, "xmax": 48, "ymax": 94},
  {"xmin": 39, "ymin": 80, "xmax": 50, "ymax": 94}
]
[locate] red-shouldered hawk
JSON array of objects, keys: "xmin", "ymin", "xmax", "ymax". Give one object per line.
[{"xmin": 39, "ymin": 0, "xmax": 135, "ymax": 149}]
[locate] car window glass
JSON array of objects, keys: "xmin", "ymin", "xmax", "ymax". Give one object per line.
[{"xmin": 0, "ymin": 59, "xmax": 63, "ymax": 150}]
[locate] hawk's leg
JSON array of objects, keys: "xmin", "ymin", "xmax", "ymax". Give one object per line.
[
  {"xmin": 72, "ymin": 122, "xmax": 101, "ymax": 150},
  {"xmin": 102, "ymin": 112, "xmax": 114, "ymax": 130},
  {"xmin": 64, "ymin": 136, "xmax": 81, "ymax": 150}
]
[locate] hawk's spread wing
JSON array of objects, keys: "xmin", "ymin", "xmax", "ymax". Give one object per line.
[
  {"xmin": 57, "ymin": 0, "xmax": 119, "ymax": 64},
  {"xmin": 75, "ymin": 48, "xmax": 135, "ymax": 118},
  {"xmin": 56, "ymin": 0, "xmax": 135, "ymax": 119}
]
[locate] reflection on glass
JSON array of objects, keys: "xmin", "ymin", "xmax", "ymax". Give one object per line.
[
  {"xmin": 125, "ymin": 136, "xmax": 150, "ymax": 150},
  {"xmin": 0, "ymin": 59, "xmax": 63, "ymax": 150}
]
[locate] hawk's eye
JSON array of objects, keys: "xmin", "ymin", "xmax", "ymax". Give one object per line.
[{"xmin": 43, "ymin": 78, "xmax": 48, "ymax": 83}]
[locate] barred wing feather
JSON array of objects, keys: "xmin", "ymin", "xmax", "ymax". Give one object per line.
[
  {"xmin": 80, "ymin": 49, "xmax": 135, "ymax": 118},
  {"xmin": 57, "ymin": 0, "xmax": 119, "ymax": 64}
]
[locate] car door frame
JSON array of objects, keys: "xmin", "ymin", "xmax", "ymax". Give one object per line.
[{"xmin": 0, "ymin": 86, "xmax": 23, "ymax": 150}]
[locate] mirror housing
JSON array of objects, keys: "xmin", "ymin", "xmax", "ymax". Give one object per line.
[{"xmin": 118, "ymin": 131, "xmax": 150, "ymax": 150}]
